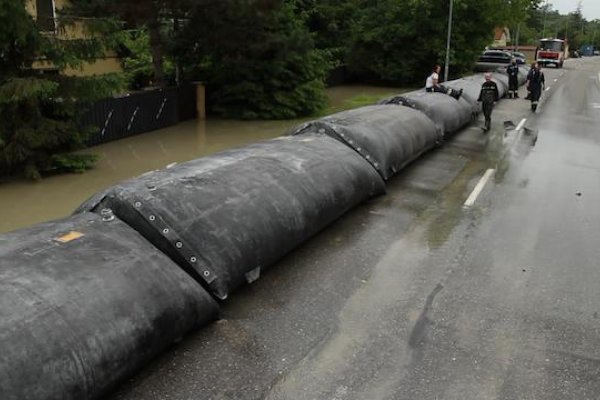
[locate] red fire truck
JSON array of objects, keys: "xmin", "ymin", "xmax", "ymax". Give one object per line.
[{"xmin": 536, "ymin": 38, "xmax": 568, "ymax": 68}]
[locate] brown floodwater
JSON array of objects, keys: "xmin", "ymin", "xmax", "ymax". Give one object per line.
[{"xmin": 0, "ymin": 85, "xmax": 402, "ymax": 234}]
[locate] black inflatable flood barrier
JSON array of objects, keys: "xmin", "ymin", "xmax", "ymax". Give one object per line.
[
  {"xmin": 444, "ymin": 75, "xmax": 507, "ymax": 106},
  {"xmin": 442, "ymin": 78, "xmax": 485, "ymax": 113},
  {"xmin": 0, "ymin": 213, "xmax": 219, "ymax": 400},
  {"xmin": 460, "ymin": 74, "xmax": 509, "ymax": 98},
  {"xmin": 379, "ymin": 90, "xmax": 474, "ymax": 137},
  {"xmin": 445, "ymin": 68, "xmax": 529, "ymax": 108},
  {"xmin": 519, "ymin": 66, "xmax": 530, "ymax": 84},
  {"xmin": 491, "ymin": 72, "xmax": 510, "ymax": 93},
  {"xmin": 494, "ymin": 65, "xmax": 530, "ymax": 85},
  {"xmin": 288, "ymin": 105, "xmax": 441, "ymax": 180},
  {"xmin": 76, "ymin": 135, "xmax": 386, "ymax": 300}
]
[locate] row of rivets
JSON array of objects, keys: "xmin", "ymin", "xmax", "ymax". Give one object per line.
[
  {"xmin": 189, "ymin": 256, "xmax": 210, "ymax": 277},
  {"xmin": 333, "ymin": 127, "xmax": 380, "ymax": 171},
  {"xmin": 132, "ymin": 199, "xmax": 214, "ymax": 282}
]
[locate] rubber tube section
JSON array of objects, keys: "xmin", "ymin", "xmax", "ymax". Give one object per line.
[
  {"xmin": 379, "ymin": 90, "xmax": 473, "ymax": 137},
  {"xmin": 0, "ymin": 213, "xmax": 219, "ymax": 400},
  {"xmin": 289, "ymin": 105, "xmax": 441, "ymax": 180},
  {"xmin": 76, "ymin": 135, "xmax": 385, "ymax": 299}
]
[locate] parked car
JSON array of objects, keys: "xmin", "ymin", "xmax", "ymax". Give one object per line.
[
  {"xmin": 511, "ymin": 51, "xmax": 527, "ymax": 64},
  {"xmin": 478, "ymin": 50, "xmax": 513, "ymax": 64},
  {"xmin": 474, "ymin": 50, "xmax": 513, "ymax": 72}
]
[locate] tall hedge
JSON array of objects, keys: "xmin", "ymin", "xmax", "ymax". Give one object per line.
[{"xmin": 176, "ymin": 0, "xmax": 330, "ymax": 119}]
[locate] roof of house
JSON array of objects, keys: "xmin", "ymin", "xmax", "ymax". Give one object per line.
[{"xmin": 494, "ymin": 27, "xmax": 506, "ymax": 41}]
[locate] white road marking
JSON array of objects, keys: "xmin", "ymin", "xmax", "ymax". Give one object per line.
[
  {"xmin": 505, "ymin": 118, "xmax": 527, "ymax": 154},
  {"xmin": 464, "ymin": 169, "xmax": 496, "ymax": 207},
  {"xmin": 591, "ymin": 103, "xmax": 600, "ymax": 109},
  {"xmin": 545, "ymin": 87, "xmax": 551, "ymax": 91},
  {"xmin": 553, "ymin": 78, "xmax": 558, "ymax": 82},
  {"xmin": 598, "ymin": 72, "xmax": 600, "ymax": 82}
]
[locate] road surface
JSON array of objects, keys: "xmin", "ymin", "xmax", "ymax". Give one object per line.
[{"xmin": 108, "ymin": 57, "xmax": 600, "ymax": 400}]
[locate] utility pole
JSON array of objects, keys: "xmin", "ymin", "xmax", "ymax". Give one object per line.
[
  {"xmin": 578, "ymin": 0, "xmax": 584, "ymax": 35},
  {"xmin": 542, "ymin": 0, "xmax": 548, "ymax": 38},
  {"xmin": 444, "ymin": 0, "xmax": 454, "ymax": 81}
]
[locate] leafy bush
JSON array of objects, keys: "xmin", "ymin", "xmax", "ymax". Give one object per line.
[
  {"xmin": 119, "ymin": 29, "xmax": 175, "ymax": 89},
  {"xmin": 176, "ymin": 1, "xmax": 331, "ymax": 119}
]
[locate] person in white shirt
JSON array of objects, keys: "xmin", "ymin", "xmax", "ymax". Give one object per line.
[{"xmin": 425, "ymin": 64, "xmax": 462, "ymax": 100}]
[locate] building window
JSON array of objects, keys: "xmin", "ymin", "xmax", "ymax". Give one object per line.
[{"xmin": 36, "ymin": 0, "xmax": 56, "ymax": 33}]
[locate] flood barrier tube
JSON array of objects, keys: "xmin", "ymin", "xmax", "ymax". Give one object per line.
[
  {"xmin": 518, "ymin": 66, "xmax": 530, "ymax": 85},
  {"xmin": 443, "ymin": 78, "xmax": 485, "ymax": 113},
  {"xmin": 494, "ymin": 65, "xmax": 530, "ymax": 86},
  {"xmin": 288, "ymin": 105, "xmax": 440, "ymax": 180},
  {"xmin": 474, "ymin": 61, "xmax": 509, "ymax": 73},
  {"xmin": 491, "ymin": 72, "xmax": 510, "ymax": 94},
  {"xmin": 446, "ymin": 74, "xmax": 509, "ymax": 102},
  {"xmin": 76, "ymin": 135, "xmax": 386, "ymax": 300},
  {"xmin": 0, "ymin": 213, "xmax": 219, "ymax": 400},
  {"xmin": 477, "ymin": 75, "xmax": 508, "ymax": 98},
  {"xmin": 379, "ymin": 90, "xmax": 473, "ymax": 137}
]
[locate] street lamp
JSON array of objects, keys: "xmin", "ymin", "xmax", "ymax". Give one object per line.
[{"xmin": 444, "ymin": 0, "xmax": 454, "ymax": 81}]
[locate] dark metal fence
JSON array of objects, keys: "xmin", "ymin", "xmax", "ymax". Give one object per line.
[{"xmin": 82, "ymin": 85, "xmax": 197, "ymax": 147}]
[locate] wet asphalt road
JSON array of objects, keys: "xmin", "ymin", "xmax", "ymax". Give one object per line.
[{"xmin": 108, "ymin": 58, "xmax": 600, "ymax": 400}]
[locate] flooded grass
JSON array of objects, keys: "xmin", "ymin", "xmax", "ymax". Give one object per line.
[{"xmin": 321, "ymin": 92, "xmax": 401, "ymax": 115}]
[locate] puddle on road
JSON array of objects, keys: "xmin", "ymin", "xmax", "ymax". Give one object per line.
[
  {"xmin": 420, "ymin": 119, "xmax": 539, "ymax": 250},
  {"xmin": 423, "ymin": 161, "xmax": 483, "ymax": 250}
]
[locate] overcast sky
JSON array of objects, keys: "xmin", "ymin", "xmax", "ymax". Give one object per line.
[{"xmin": 548, "ymin": 0, "xmax": 600, "ymax": 20}]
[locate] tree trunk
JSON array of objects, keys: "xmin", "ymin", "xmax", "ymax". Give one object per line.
[{"xmin": 147, "ymin": 13, "xmax": 166, "ymax": 87}]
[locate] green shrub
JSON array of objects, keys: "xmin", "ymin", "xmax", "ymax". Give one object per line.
[
  {"xmin": 0, "ymin": 0, "xmax": 121, "ymax": 179},
  {"xmin": 176, "ymin": 1, "xmax": 331, "ymax": 120}
]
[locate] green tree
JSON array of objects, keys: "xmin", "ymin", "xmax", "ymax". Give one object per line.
[
  {"xmin": 292, "ymin": 0, "xmax": 359, "ymax": 64},
  {"xmin": 501, "ymin": 0, "xmax": 542, "ymax": 46},
  {"xmin": 119, "ymin": 29, "xmax": 176, "ymax": 89},
  {"xmin": 578, "ymin": 19, "xmax": 600, "ymax": 50},
  {"xmin": 66, "ymin": 0, "xmax": 214, "ymax": 87},
  {"xmin": 65, "ymin": 0, "xmax": 166, "ymax": 87},
  {"xmin": 346, "ymin": 0, "xmax": 514, "ymax": 84},
  {"xmin": 175, "ymin": 0, "xmax": 330, "ymax": 119},
  {"xmin": 564, "ymin": 5, "xmax": 585, "ymax": 50},
  {"xmin": 0, "ymin": 0, "xmax": 121, "ymax": 179}
]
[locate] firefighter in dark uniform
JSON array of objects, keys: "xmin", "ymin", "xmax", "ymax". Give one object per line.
[
  {"xmin": 506, "ymin": 58, "xmax": 520, "ymax": 99},
  {"xmin": 526, "ymin": 63, "xmax": 545, "ymax": 112},
  {"xmin": 477, "ymin": 73, "xmax": 499, "ymax": 132}
]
